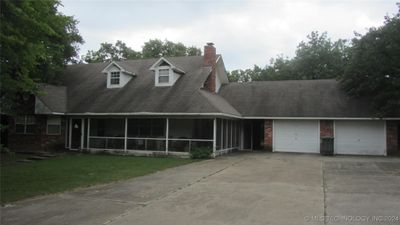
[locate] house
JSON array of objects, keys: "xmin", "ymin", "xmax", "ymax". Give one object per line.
[{"xmin": 5, "ymin": 43, "xmax": 400, "ymax": 157}]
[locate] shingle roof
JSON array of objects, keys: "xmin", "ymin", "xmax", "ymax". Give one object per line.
[
  {"xmin": 59, "ymin": 55, "xmax": 240, "ymax": 117},
  {"xmin": 38, "ymin": 57, "xmax": 394, "ymax": 118},
  {"xmin": 37, "ymin": 84, "xmax": 67, "ymax": 113},
  {"xmin": 219, "ymin": 79, "xmax": 378, "ymax": 118}
]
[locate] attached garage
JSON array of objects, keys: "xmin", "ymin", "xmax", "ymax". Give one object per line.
[
  {"xmin": 273, "ymin": 120, "xmax": 320, "ymax": 153},
  {"xmin": 334, "ymin": 120, "xmax": 386, "ymax": 156}
]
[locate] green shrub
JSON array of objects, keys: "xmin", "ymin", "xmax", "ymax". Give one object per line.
[{"xmin": 190, "ymin": 147, "xmax": 213, "ymax": 159}]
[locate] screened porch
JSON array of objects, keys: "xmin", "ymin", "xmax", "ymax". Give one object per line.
[{"xmin": 68, "ymin": 117, "xmax": 241, "ymax": 156}]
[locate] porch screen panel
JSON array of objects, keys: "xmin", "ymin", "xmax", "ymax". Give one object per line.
[
  {"xmin": 89, "ymin": 119, "xmax": 125, "ymax": 149},
  {"xmin": 90, "ymin": 119, "xmax": 125, "ymax": 137},
  {"xmin": 127, "ymin": 119, "xmax": 165, "ymax": 138},
  {"xmin": 126, "ymin": 119, "xmax": 165, "ymax": 151},
  {"xmin": 216, "ymin": 119, "xmax": 221, "ymax": 150},
  {"xmin": 169, "ymin": 119, "xmax": 213, "ymax": 139},
  {"xmin": 228, "ymin": 120, "xmax": 232, "ymax": 148}
]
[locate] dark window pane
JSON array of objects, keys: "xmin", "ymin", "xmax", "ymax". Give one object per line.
[
  {"xmin": 47, "ymin": 125, "xmax": 61, "ymax": 135},
  {"xmin": 15, "ymin": 124, "xmax": 25, "ymax": 133},
  {"xmin": 26, "ymin": 125, "xmax": 35, "ymax": 134},
  {"xmin": 158, "ymin": 75, "xmax": 169, "ymax": 83}
]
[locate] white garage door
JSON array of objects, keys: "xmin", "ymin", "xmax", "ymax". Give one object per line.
[
  {"xmin": 273, "ymin": 120, "xmax": 319, "ymax": 153},
  {"xmin": 335, "ymin": 121, "xmax": 386, "ymax": 155}
]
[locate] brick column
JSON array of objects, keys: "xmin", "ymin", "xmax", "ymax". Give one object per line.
[
  {"xmin": 386, "ymin": 121, "xmax": 399, "ymax": 155},
  {"xmin": 320, "ymin": 120, "xmax": 334, "ymax": 137},
  {"xmin": 264, "ymin": 120, "xmax": 273, "ymax": 151}
]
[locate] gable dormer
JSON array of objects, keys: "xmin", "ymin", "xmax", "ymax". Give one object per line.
[
  {"xmin": 149, "ymin": 57, "xmax": 185, "ymax": 87},
  {"xmin": 102, "ymin": 61, "xmax": 136, "ymax": 88}
]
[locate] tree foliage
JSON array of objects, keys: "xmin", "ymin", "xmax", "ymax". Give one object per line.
[
  {"xmin": 228, "ymin": 31, "xmax": 348, "ymax": 82},
  {"xmin": 83, "ymin": 40, "xmax": 141, "ymax": 63},
  {"xmin": 0, "ymin": 0, "xmax": 83, "ymax": 114},
  {"xmin": 83, "ymin": 39, "xmax": 202, "ymax": 63},
  {"xmin": 340, "ymin": 5, "xmax": 400, "ymax": 116}
]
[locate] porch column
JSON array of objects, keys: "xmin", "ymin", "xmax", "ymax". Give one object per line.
[
  {"xmin": 165, "ymin": 118, "xmax": 169, "ymax": 155},
  {"xmin": 64, "ymin": 117, "xmax": 68, "ymax": 148},
  {"xmin": 68, "ymin": 118, "xmax": 72, "ymax": 149},
  {"xmin": 124, "ymin": 117, "xmax": 128, "ymax": 153},
  {"xmin": 87, "ymin": 118, "xmax": 91, "ymax": 149},
  {"xmin": 221, "ymin": 119, "xmax": 224, "ymax": 149},
  {"xmin": 213, "ymin": 118, "xmax": 217, "ymax": 158},
  {"xmin": 240, "ymin": 121, "xmax": 244, "ymax": 150},
  {"xmin": 80, "ymin": 119, "xmax": 84, "ymax": 150}
]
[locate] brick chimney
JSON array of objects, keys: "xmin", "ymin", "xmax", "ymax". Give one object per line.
[{"xmin": 203, "ymin": 43, "xmax": 217, "ymax": 93}]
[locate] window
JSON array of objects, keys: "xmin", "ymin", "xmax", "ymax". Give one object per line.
[
  {"xmin": 110, "ymin": 71, "xmax": 120, "ymax": 85},
  {"xmin": 158, "ymin": 69, "xmax": 170, "ymax": 83},
  {"xmin": 47, "ymin": 117, "xmax": 61, "ymax": 135},
  {"xmin": 15, "ymin": 116, "xmax": 36, "ymax": 134}
]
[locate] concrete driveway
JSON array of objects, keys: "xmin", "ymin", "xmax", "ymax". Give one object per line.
[{"xmin": 2, "ymin": 152, "xmax": 400, "ymax": 225}]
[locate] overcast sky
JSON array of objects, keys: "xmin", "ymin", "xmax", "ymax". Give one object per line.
[{"xmin": 60, "ymin": 0, "xmax": 398, "ymax": 70}]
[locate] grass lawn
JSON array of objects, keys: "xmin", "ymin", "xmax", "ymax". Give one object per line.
[{"xmin": 0, "ymin": 153, "xmax": 193, "ymax": 203}]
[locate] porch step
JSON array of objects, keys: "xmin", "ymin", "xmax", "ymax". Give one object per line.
[
  {"xmin": 17, "ymin": 159, "xmax": 34, "ymax": 163},
  {"xmin": 38, "ymin": 153, "xmax": 57, "ymax": 158},
  {"xmin": 27, "ymin": 156, "xmax": 48, "ymax": 160}
]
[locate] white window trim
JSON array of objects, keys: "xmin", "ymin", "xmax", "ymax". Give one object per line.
[
  {"xmin": 108, "ymin": 70, "xmax": 122, "ymax": 87},
  {"xmin": 15, "ymin": 115, "xmax": 35, "ymax": 134},
  {"xmin": 47, "ymin": 116, "xmax": 62, "ymax": 135},
  {"xmin": 155, "ymin": 66, "xmax": 172, "ymax": 86},
  {"xmin": 110, "ymin": 71, "xmax": 121, "ymax": 85}
]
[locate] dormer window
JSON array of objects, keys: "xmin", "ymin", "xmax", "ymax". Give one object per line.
[
  {"xmin": 102, "ymin": 61, "xmax": 136, "ymax": 89},
  {"xmin": 150, "ymin": 57, "xmax": 186, "ymax": 87},
  {"xmin": 110, "ymin": 71, "xmax": 120, "ymax": 85},
  {"xmin": 158, "ymin": 69, "xmax": 170, "ymax": 83}
]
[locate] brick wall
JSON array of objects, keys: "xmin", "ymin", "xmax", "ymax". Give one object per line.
[
  {"xmin": 264, "ymin": 120, "xmax": 273, "ymax": 151},
  {"xmin": 8, "ymin": 115, "xmax": 66, "ymax": 152},
  {"xmin": 320, "ymin": 120, "xmax": 334, "ymax": 137},
  {"xmin": 203, "ymin": 43, "xmax": 216, "ymax": 93},
  {"xmin": 386, "ymin": 120, "xmax": 399, "ymax": 155}
]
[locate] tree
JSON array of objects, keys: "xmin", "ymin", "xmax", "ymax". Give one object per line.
[
  {"xmin": 293, "ymin": 31, "xmax": 348, "ymax": 80},
  {"xmin": 83, "ymin": 39, "xmax": 202, "ymax": 63},
  {"xmin": 228, "ymin": 31, "xmax": 348, "ymax": 82},
  {"xmin": 142, "ymin": 39, "xmax": 201, "ymax": 58},
  {"xmin": 83, "ymin": 41, "xmax": 141, "ymax": 63},
  {"xmin": 0, "ymin": 0, "xmax": 83, "ymax": 114},
  {"xmin": 340, "ymin": 5, "xmax": 400, "ymax": 116}
]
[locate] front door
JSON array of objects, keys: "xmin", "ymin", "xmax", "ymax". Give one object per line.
[{"xmin": 71, "ymin": 119, "xmax": 82, "ymax": 149}]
